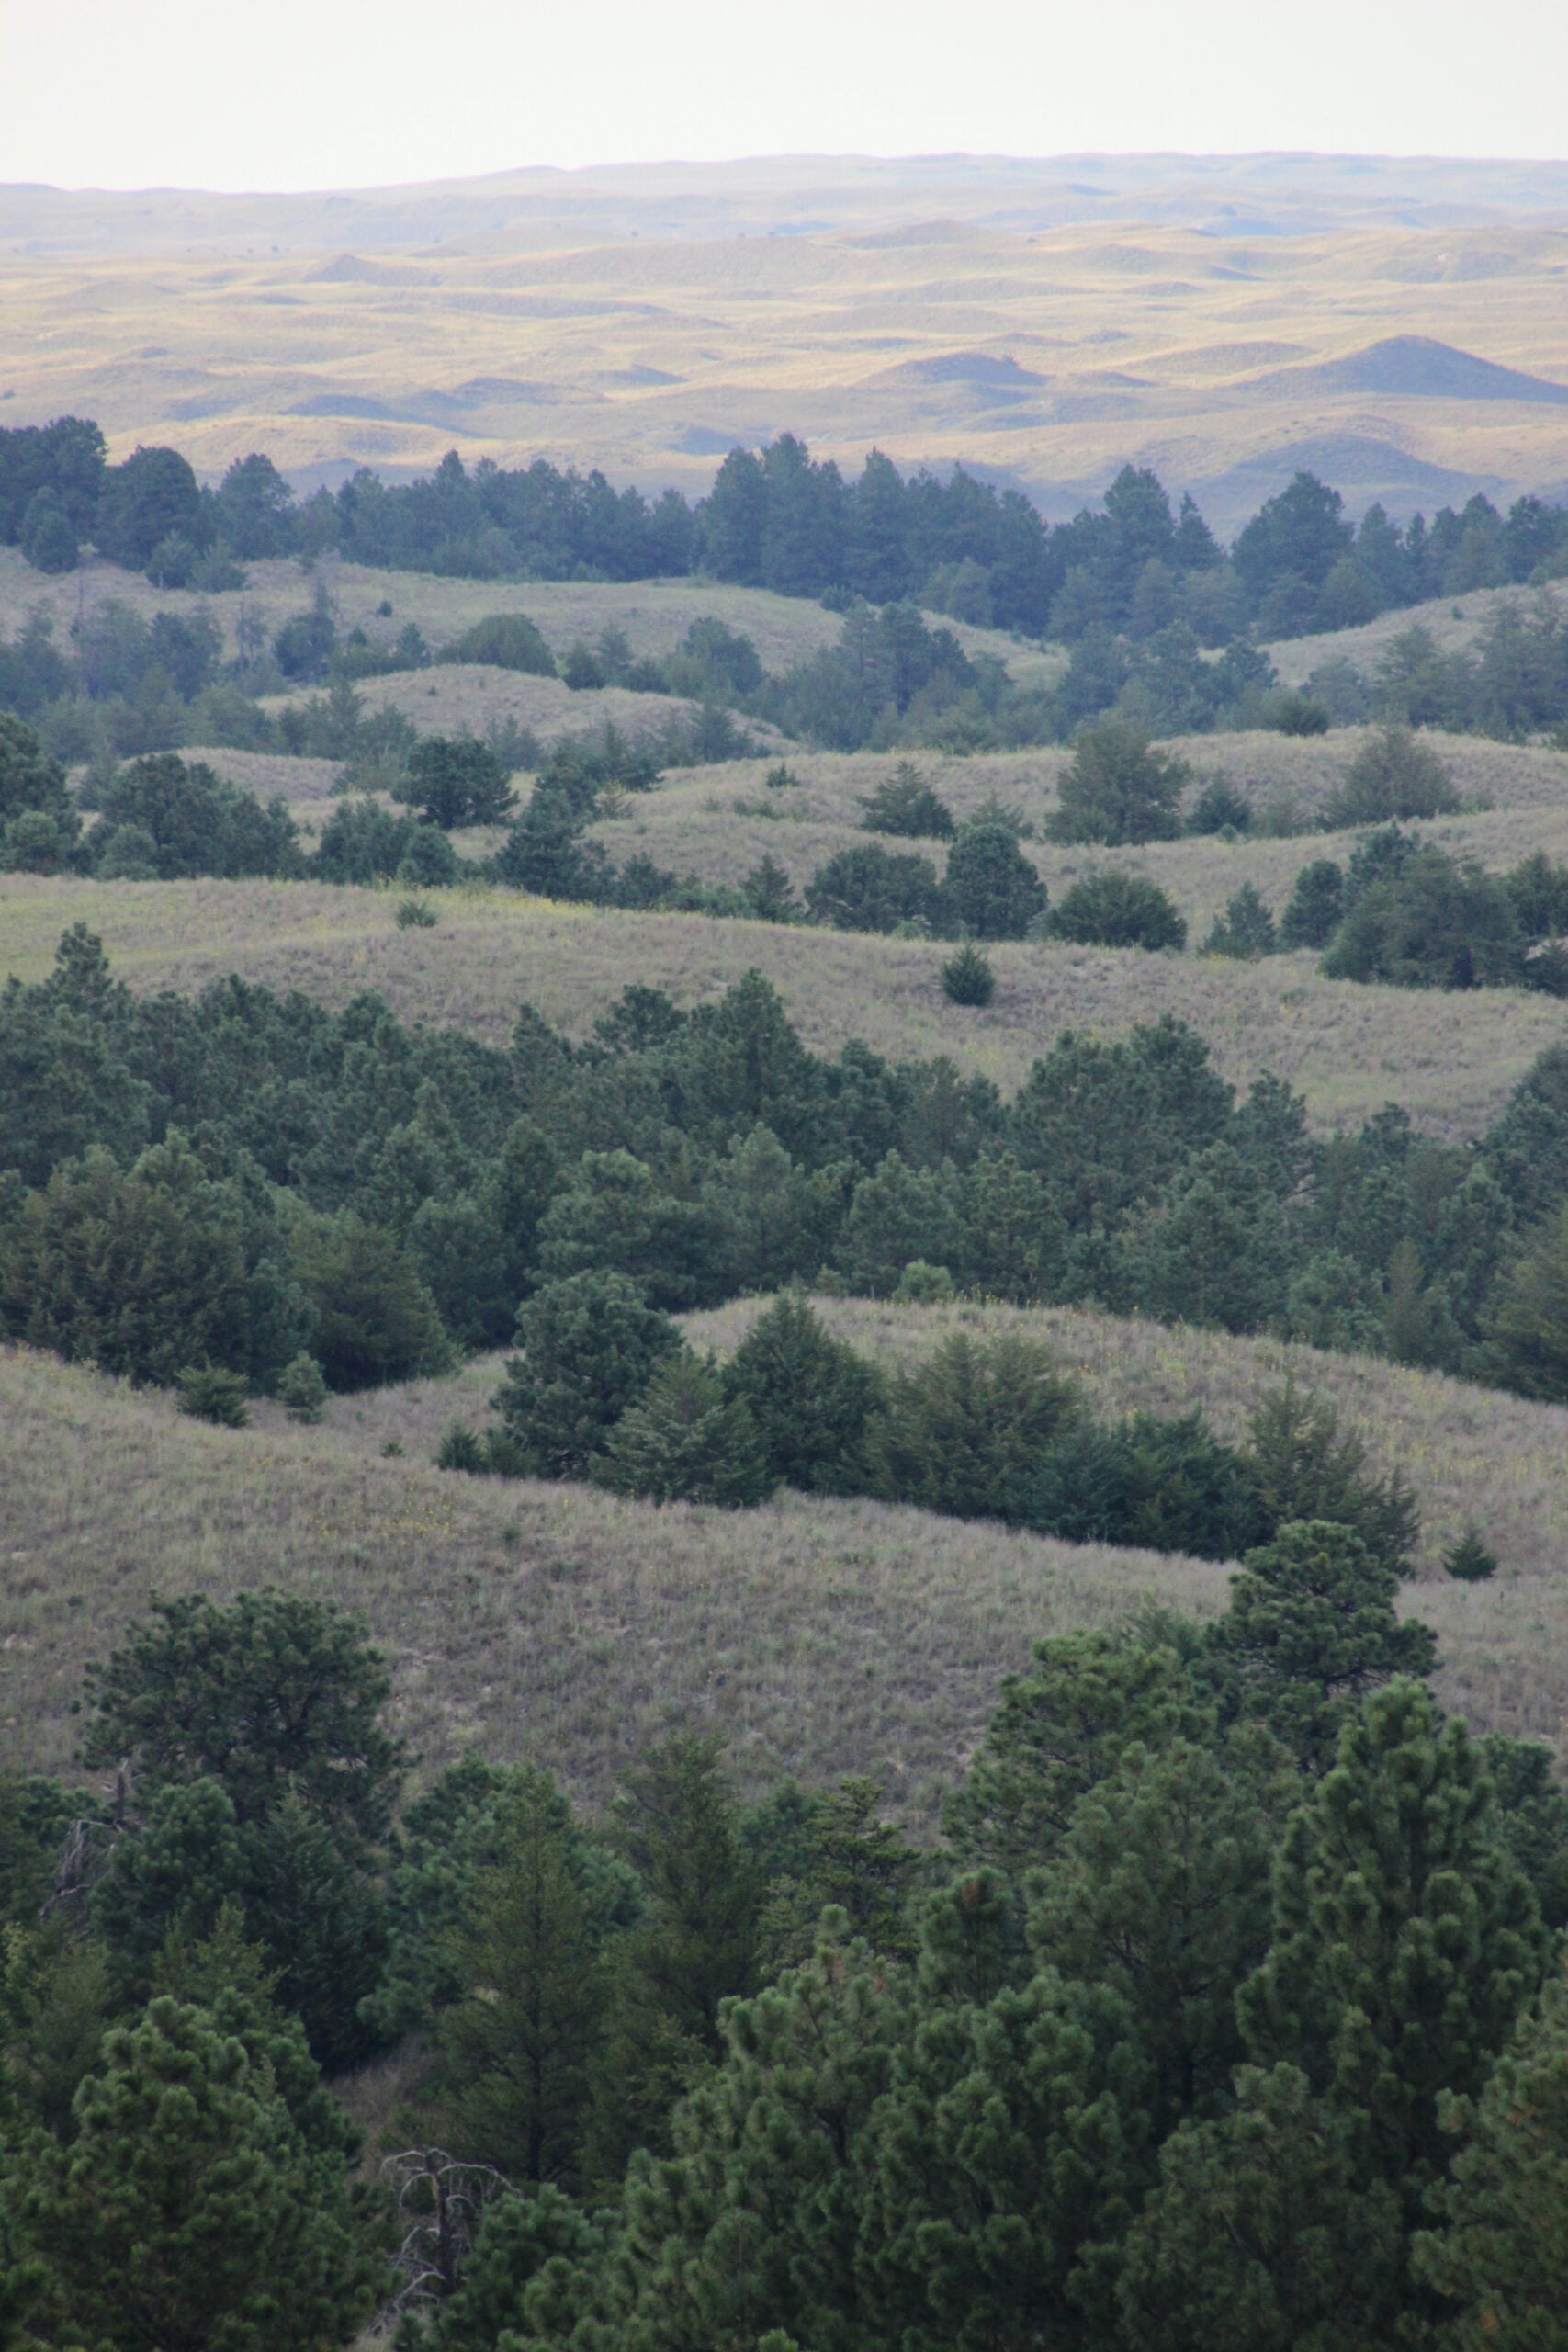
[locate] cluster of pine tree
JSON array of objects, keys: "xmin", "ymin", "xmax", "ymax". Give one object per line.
[
  {"xmin": 7, "ymin": 418, "xmax": 1564, "ymax": 650},
  {"xmin": 4, "ymin": 1531, "xmax": 1567, "ymax": 2348},
  {"xmin": 445, "ymin": 1287, "xmax": 1418, "ymax": 1575}
]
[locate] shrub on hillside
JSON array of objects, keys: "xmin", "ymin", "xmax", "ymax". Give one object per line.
[
  {"xmin": 941, "ymin": 944, "xmax": 996, "ymax": 1005},
  {"xmin": 1185, "ymin": 775, "xmax": 1254, "ymax": 835},
  {"xmin": 1321, "ymin": 845, "xmax": 1521, "ymax": 989},
  {"xmin": 1203, "ymin": 884, "xmax": 1279, "ymax": 959},
  {"xmin": 859, "ymin": 763, "xmax": 955, "ymax": 839},
  {"xmin": 1280, "ymin": 858, "xmax": 1346, "ymax": 949},
  {"xmin": 437, "ymin": 612, "xmax": 556, "ymax": 674},
  {"xmin": 804, "ymin": 841, "xmax": 946, "ymax": 933},
  {"xmin": 1051, "ymin": 870, "xmax": 1187, "ymax": 951},
  {"xmin": 288, "ymin": 1215, "xmax": 453, "ymax": 1391},
  {"xmin": 395, "ymin": 736, "xmax": 516, "ymax": 830}
]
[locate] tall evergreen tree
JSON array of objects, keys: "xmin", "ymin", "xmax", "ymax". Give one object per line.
[{"xmin": 1239, "ymin": 1680, "xmax": 1545, "ymax": 2226}]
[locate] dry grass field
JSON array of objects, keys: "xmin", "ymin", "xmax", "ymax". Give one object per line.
[
  {"xmin": 5, "ymin": 181, "xmax": 1568, "ymax": 529},
  {"xmin": 0, "ymin": 1340, "xmax": 1232, "ymax": 1817},
  {"xmin": 3, "ymin": 868, "xmax": 1563, "ymax": 1136}
]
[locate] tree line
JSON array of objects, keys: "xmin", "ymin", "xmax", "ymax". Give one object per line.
[
  {"xmin": 2, "ymin": 1513, "xmax": 1565, "ymax": 2347},
  {"xmin": 6, "ymin": 925, "xmax": 1568, "ymax": 1409},
  {"xmin": 6, "ymin": 414, "xmax": 1565, "ymax": 648}
]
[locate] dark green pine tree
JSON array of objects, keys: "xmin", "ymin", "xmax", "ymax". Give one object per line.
[
  {"xmin": 1414, "ymin": 1971, "xmax": 1568, "ymax": 2347},
  {"xmin": 860, "ymin": 1916, "xmax": 1150, "ymax": 2352},
  {"xmin": 1117, "ymin": 2062, "xmax": 1405, "ymax": 2352},
  {"xmin": 618, "ymin": 1933, "xmax": 907, "ymax": 2352},
  {"xmin": 434, "ymin": 1768, "xmax": 609, "ymax": 2189},
  {"xmin": 719, "ymin": 1289, "xmax": 884, "ymax": 1492},
  {"xmin": 1029, "ymin": 1732, "xmax": 1288, "ymax": 2137},
  {"xmin": 1239, "ymin": 1680, "xmax": 1547, "ymax": 2234},
  {"xmin": 13, "ymin": 1996, "xmax": 382, "ymax": 2352},
  {"xmin": 593, "ymin": 1352, "xmax": 774, "ymax": 1507},
  {"xmin": 944, "ymin": 1627, "xmax": 1213, "ymax": 1883},
  {"xmin": 1213, "ymin": 1520, "xmax": 1437, "ymax": 1771},
  {"xmin": 592, "ymin": 1737, "xmax": 761, "ymax": 2174}
]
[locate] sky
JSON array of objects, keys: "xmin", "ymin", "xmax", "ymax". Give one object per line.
[{"xmin": 3, "ymin": 0, "xmax": 1566, "ymax": 191}]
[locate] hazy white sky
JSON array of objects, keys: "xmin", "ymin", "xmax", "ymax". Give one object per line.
[{"xmin": 4, "ymin": 0, "xmax": 1565, "ymax": 192}]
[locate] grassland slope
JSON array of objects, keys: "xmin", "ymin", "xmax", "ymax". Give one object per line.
[{"xmin": 0, "ymin": 1340, "xmax": 1228, "ymax": 1817}]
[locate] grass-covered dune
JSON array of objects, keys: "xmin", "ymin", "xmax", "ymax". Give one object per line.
[
  {"xmin": 0, "ymin": 1339, "xmax": 1228, "ymax": 1816},
  {"xmin": 3, "ymin": 869, "xmax": 1562, "ymax": 1135},
  {"xmin": 6, "ymin": 1295, "xmax": 1567, "ymax": 1813}
]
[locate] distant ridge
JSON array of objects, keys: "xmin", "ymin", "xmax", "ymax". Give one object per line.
[{"xmin": 1269, "ymin": 336, "xmax": 1568, "ymax": 405}]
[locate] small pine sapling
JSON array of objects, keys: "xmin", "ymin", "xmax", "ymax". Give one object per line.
[
  {"xmin": 1443, "ymin": 1525, "xmax": 1499, "ymax": 1582},
  {"xmin": 941, "ymin": 943, "xmax": 996, "ymax": 1006},
  {"xmin": 175, "ymin": 1363, "xmax": 249, "ymax": 1427}
]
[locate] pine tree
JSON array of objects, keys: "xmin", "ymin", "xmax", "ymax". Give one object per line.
[
  {"xmin": 1414, "ymin": 1972, "xmax": 1568, "ymax": 2347},
  {"xmin": 720, "ymin": 1291, "xmax": 883, "ymax": 1491},
  {"xmin": 1118, "ymin": 2063, "xmax": 1404, "ymax": 2352},
  {"xmin": 594, "ymin": 1352, "xmax": 774, "ymax": 1507},
  {"xmin": 434, "ymin": 1770, "xmax": 608, "ymax": 2188},
  {"xmin": 1030, "ymin": 1734, "xmax": 1286, "ymax": 2135},
  {"xmin": 1239, "ymin": 1680, "xmax": 1546, "ymax": 2224},
  {"xmin": 945, "ymin": 1627, "xmax": 1213, "ymax": 1883},
  {"xmin": 1213, "ymin": 1521, "xmax": 1437, "ymax": 1770},
  {"xmin": 13, "ymin": 1996, "xmax": 381, "ymax": 2352},
  {"xmin": 592, "ymin": 1738, "xmax": 761, "ymax": 2173},
  {"xmin": 618, "ymin": 1935, "xmax": 906, "ymax": 2352},
  {"xmin": 861, "ymin": 1946, "xmax": 1149, "ymax": 2352}
]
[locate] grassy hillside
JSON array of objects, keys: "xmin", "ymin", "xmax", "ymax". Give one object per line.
[
  {"xmin": 582, "ymin": 729, "xmax": 1568, "ymax": 940},
  {"xmin": 1264, "ymin": 578, "xmax": 1568, "ymax": 688},
  {"xmin": 6, "ymin": 1284, "xmax": 1565, "ymax": 1815},
  {"xmin": 0, "ymin": 1340, "xmax": 1229, "ymax": 1816},
  {"xmin": 4, "ymin": 869, "xmax": 1562, "ymax": 1134},
  {"xmin": 682, "ymin": 1294, "xmax": 1568, "ymax": 1756},
  {"xmin": 0, "ymin": 548, "xmax": 1048, "ymax": 688}
]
